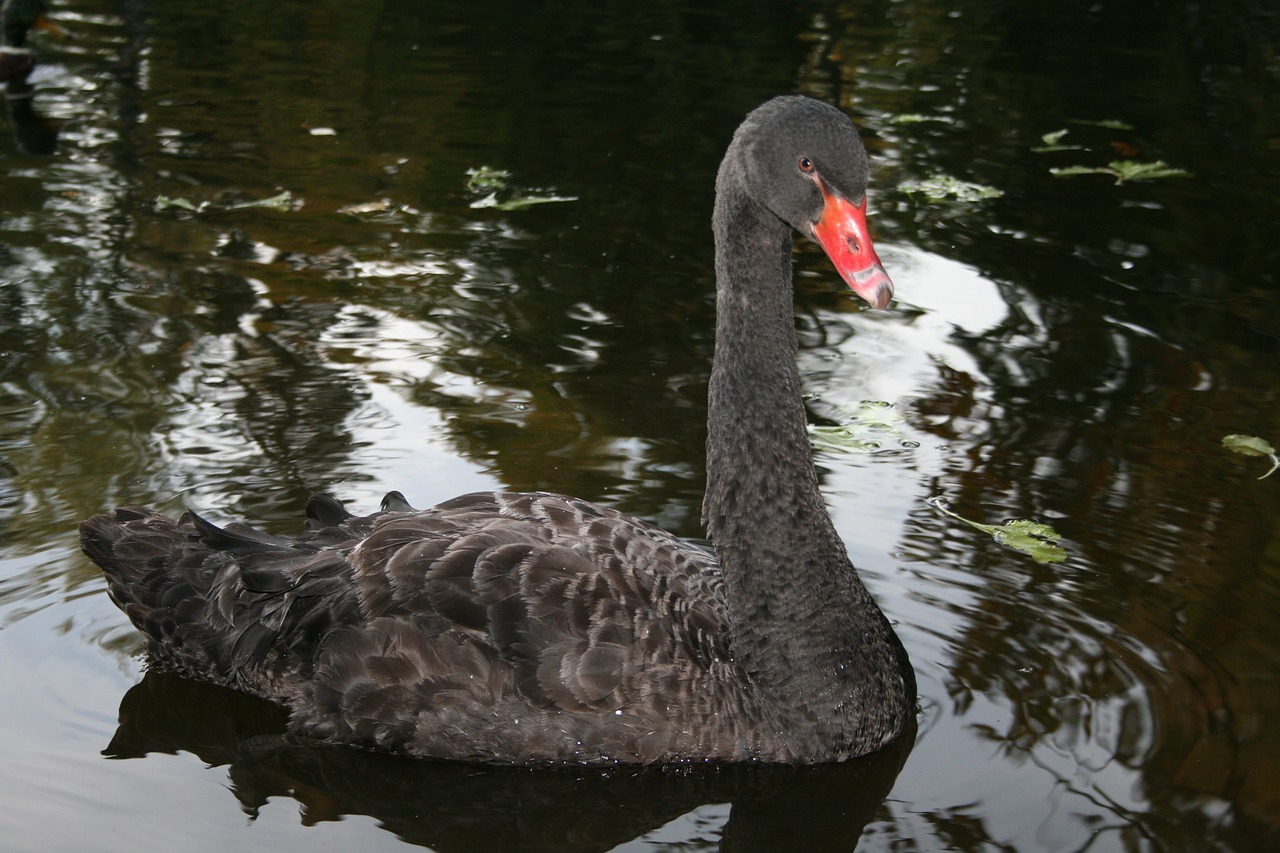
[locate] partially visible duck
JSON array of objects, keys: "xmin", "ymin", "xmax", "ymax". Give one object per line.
[
  {"xmin": 81, "ymin": 96, "xmax": 914, "ymax": 765},
  {"xmin": 0, "ymin": 0, "xmax": 64, "ymax": 84},
  {"xmin": 4, "ymin": 74, "xmax": 62, "ymax": 154}
]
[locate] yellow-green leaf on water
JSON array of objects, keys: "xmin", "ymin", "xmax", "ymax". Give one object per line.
[
  {"xmin": 992, "ymin": 519, "xmax": 1066, "ymax": 563},
  {"xmin": 155, "ymin": 195, "xmax": 205, "ymax": 212},
  {"xmin": 1223, "ymin": 433, "xmax": 1276, "ymax": 457},
  {"xmin": 1222, "ymin": 433, "xmax": 1279, "ymax": 479},
  {"xmin": 928, "ymin": 497, "xmax": 1068, "ymax": 564},
  {"xmin": 155, "ymin": 191, "xmax": 296, "ymax": 214},
  {"xmin": 224, "ymin": 191, "xmax": 296, "ymax": 211}
]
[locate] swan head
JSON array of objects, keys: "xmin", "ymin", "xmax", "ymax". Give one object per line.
[{"xmin": 729, "ymin": 96, "xmax": 894, "ymax": 309}]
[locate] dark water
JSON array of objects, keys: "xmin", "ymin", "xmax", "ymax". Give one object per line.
[{"xmin": 2, "ymin": 0, "xmax": 1278, "ymax": 850}]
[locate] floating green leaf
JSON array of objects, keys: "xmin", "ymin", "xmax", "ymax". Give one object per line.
[
  {"xmin": 1108, "ymin": 160, "xmax": 1192, "ymax": 182},
  {"xmin": 900, "ymin": 174, "xmax": 1004, "ymax": 202},
  {"xmin": 809, "ymin": 400, "xmax": 905, "ymax": 453},
  {"xmin": 1051, "ymin": 159, "xmax": 1190, "ymax": 185},
  {"xmin": 471, "ymin": 193, "xmax": 579, "ymax": 211},
  {"xmin": 1222, "ymin": 433, "xmax": 1279, "ymax": 479},
  {"xmin": 891, "ymin": 113, "xmax": 946, "ymax": 124},
  {"xmin": 465, "ymin": 166, "xmax": 512, "ymax": 193},
  {"xmin": 1070, "ymin": 118, "xmax": 1136, "ymax": 131},
  {"xmin": 809, "ymin": 425, "xmax": 881, "ymax": 453},
  {"xmin": 154, "ymin": 195, "xmax": 206, "ymax": 213},
  {"xmin": 1031, "ymin": 128, "xmax": 1085, "ymax": 153},
  {"xmin": 1049, "ymin": 165, "xmax": 1110, "ymax": 178},
  {"xmin": 466, "ymin": 166, "xmax": 577, "ymax": 210},
  {"xmin": 338, "ymin": 198, "xmax": 395, "ymax": 215},
  {"xmin": 155, "ymin": 190, "xmax": 296, "ymax": 214},
  {"xmin": 928, "ymin": 497, "xmax": 1068, "ymax": 564},
  {"xmin": 223, "ymin": 191, "xmax": 296, "ymax": 211}
]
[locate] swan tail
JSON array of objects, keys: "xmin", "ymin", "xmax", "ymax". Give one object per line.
[
  {"xmin": 80, "ymin": 506, "xmax": 361, "ymax": 694},
  {"xmin": 80, "ymin": 506, "xmax": 204, "ymax": 627}
]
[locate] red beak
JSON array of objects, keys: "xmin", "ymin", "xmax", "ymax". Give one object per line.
[{"xmin": 810, "ymin": 183, "xmax": 894, "ymax": 309}]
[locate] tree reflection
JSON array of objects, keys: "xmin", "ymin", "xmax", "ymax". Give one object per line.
[{"xmin": 819, "ymin": 0, "xmax": 1280, "ymax": 846}]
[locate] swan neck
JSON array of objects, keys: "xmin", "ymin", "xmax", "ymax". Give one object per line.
[
  {"xmin": 702, "ymin": 175, "xmax": 913, "ymax": 752},
  {"xmin": 704, "ymin": 182, "xmax": 853, "ymax": 602}
]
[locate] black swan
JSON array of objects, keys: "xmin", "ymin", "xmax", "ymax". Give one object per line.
[{"xmin": 81, "ymin": 95, "xmax": 915, "ymax": 765}]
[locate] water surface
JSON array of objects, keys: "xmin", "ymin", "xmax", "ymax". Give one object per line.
[{"xmin": 2, "ymin": 0, "xmax": 1278, "ymax": 850}]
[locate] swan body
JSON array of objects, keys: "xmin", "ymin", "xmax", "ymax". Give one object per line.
[{"xmin": 81, "ymin": 96, "xmax": 915, "ymax": 765}]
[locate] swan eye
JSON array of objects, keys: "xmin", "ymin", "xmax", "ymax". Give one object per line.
[{"xmin": 798, "ymin": 157, "xmax": 815, "ymax": 173}]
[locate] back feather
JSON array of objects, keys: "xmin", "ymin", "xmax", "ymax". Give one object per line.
[{"xmin": 81, "ymin": 492, "xmax": 762, "ymax": 763}]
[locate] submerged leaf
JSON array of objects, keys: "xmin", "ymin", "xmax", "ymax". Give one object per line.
[
  {"xmin": 900, "ymin": 174, "xmax": 1004, "ymax": 202},
  {"xmin": 928, "ymin": 497, "xmax": 1068, "ymax": 564},
  {"xmin": 1222, "ymin": 434, "xmax": 1279, "ymax": 479}
]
